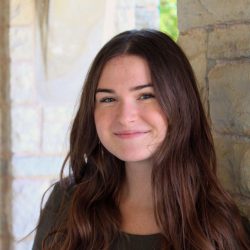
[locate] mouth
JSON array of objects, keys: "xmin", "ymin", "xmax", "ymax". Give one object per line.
[{"xmin": 114, "ymin": 130, "xmax": 150, "ymax": 139}]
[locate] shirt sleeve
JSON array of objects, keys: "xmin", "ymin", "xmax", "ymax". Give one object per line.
[{"xmin": 32, "ymin": 182, "xmax": 70, "ymax": 250}]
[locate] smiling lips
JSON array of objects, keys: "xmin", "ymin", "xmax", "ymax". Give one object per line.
[{"xmin": 114, "ymin": 130, "xmax": 150, "ymax": 139}]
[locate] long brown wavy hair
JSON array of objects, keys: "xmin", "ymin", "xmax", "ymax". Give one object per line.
[{"xmin": 42, "ymin": 29, "xmax": 249, "ymax": 249}]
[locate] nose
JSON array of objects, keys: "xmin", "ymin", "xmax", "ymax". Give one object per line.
[{"xmin": 116, "ymin": 100, "xmax": 137, "ymax": 125}]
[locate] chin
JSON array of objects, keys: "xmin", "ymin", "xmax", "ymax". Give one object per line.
[{"xmin": 111, "ymin": 150, "xmax": 153, "ymax": 163}]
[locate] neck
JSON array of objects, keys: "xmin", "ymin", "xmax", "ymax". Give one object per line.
[
  {"xmin": 119, "ymin": 160, "xmax": 161, "ymax": 235},
  {"xmin": 121, "ymin": 160, "xmax": 154, "ymax": 208}
]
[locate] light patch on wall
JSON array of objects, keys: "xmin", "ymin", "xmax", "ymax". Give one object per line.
[{"xmin": 35, "ymin": 0, "xmax": 118, "ymax": 105}]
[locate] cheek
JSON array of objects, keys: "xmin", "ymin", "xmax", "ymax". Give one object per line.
[
  {"xmin": 161, "ymin": 117, "xmax": 168, "ymax": 138},
  {"xmin": 151, "ymin": 110, "xmax": 168, "ymax": 141},
  {"xmin": 161, "ymin": 113, "xmax": 168, "ymax": 132},
  {"xmin": 146, "ymin": 105, "xmax": 168, "ymax": 129},
  {"xmin": 158, "ymin": 118, "xmax": 168, "ymax": 139},
  {"xmin": 156, "ymin": 106, "xmax": 168, "ymax": 130},
  {"xmin": 94, "ymin": 110, "xmax": 111, "ymax": 137}
]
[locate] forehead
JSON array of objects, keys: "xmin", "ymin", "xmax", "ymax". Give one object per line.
[{"xmin": 97, "ymin": 55, "xmax": 151, "ymax": 89}]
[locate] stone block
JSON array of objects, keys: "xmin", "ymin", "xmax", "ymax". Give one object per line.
[
  {"xmin": 42, "ymin": 106, "xmax": 72, "ymax": 154},
  {"xmin": 10, "ymin": 62, "xmax": 35, "ymax": 103},
  {"xmin": 12, "ymin": 156, "xmax": 63, "ymax": 178},
  {"xmin": 178, "ymin": 29, "xmax": 208, "ymax": 111},
  {"xmin": 213, "ymin": 134, "xmax": 239, "ymax": 193},
  {"xmin": 11, "ymin": 105, "xmax": 41, "ymax": 153},
  {"xmin": 213, "ymin": 133, "xmax": 250, "ymax": 196},
  {"xmin": 239, "ymin": 147, "xmax": 250, "ymax": 196},
  {"xmin": 9, "ymin": 26, "xmax": 34, "ymax": 61},
  {"xmin": 10, "ymin": 0, "xmax": 34, "ymax": 26},
  {"xmin": 208, "ymin": 23, "xmax": 250, "ymax": 59},
  {"xmin": 209, "ymin": 61, "xmax": 250, "ymax": 135},
  {"xmin": 178, "ymin": 29, "xmax": 207, "ymax": 57},
  {"xmin": 12, "ymin": 177, "xmax": 56, "ymax": 240},
  {"xmin": 178, "ymin": 0, "xmax": 250, "ymax": 31}
]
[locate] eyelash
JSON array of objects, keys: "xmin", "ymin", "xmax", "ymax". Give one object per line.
[
  {"xmin": 99, "ymin": 97, "xmax": 116, "ymax": 103},
  {"xmin": 98, "ymin": 93, "xmax": 155, "ymax": 103},
  {"xmin": 138, "ymin": 93, "xmax": 155, "ymax": 100}
]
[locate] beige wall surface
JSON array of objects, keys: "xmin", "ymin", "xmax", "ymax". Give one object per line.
[{"xmin": 178, "ymin": 0, "xmax": 250, "ymax": 216}]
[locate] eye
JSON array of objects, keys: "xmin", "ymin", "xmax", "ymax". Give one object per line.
[
  {"xmin": 99, "ymin": 97, "xmax": 116, "ymax": 103},
  {"xmin": 138, "ymin": 93, "xmax": 155, "ymax": 100}
]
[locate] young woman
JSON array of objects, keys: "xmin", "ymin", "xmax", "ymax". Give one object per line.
[{"xmin": 32, "ymin": 29, "xmax": 250, "ymax": 250}]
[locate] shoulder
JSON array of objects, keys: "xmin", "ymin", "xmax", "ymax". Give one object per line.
[
  {"xmin": 45, "ymin": 178, "xmax": 75, "ymax": 211},
  {"xmin": 32, "ymin": 178, "xmax": 75, "ymax": 250}
]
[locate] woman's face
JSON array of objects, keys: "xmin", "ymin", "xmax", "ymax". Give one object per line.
[{"xmin": 94, "ymin": 55, "xmax": 167, "ymax": 164}]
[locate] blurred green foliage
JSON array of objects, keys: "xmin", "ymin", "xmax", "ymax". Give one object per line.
[{"xmin": 159, "ymin": 0, "xmax": 178, "ymax": 41}]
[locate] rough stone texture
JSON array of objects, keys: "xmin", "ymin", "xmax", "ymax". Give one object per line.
[
  {"xmin": 213, "ymin": 134, "xmax": 250, "ymax": 194},
  {"xmin": 208, "ymin": 23, "xmax": 250, "ymax": 59},
  {"xmin": 179, "ymin": 0, "xmax": 250, "ymax": 217},
  {"xmin": 178, "ymin": 0, "xmax": 250, "ymax": 31},
  {"xmin": 214, "ymin": 133, "xmax": 250, "ymax": 216},
  {"xmin": 209, "ymin": 61, "xmax": 250, "ymax": 135},
  {"xmin": 213, "ymin": 134, "xmax": 241, "ymax": 194},
  {"xmin": 178, "ymin": 29, "xmax": 208, "ymax": 112},
  {"xmin": 239, "ymin": 147, "xmax": 250, "ymax": 196}
]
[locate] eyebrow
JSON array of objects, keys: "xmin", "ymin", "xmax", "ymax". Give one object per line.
[{"xmin": 95, "ymin": 83, "xmax": 153, "ymax": 94}]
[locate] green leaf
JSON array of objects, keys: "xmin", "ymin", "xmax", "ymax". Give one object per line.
[{"xmin": 159, "ymin": 0, "xmax": 179, "ymax": 41}]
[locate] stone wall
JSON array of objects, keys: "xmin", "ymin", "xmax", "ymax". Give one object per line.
[
  {"xmin": 178, "ymin": 0, "xmax": 250, "ymax": 216},
  {"xmin": 0, "ymin": 1, "xmax": 11, "ymax": 249}
]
